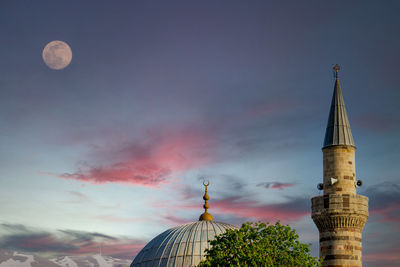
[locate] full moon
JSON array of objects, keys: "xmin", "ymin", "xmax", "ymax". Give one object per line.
[{"xmin": 42, "ymin": 40, "xmax": 72, "ymax": 70}]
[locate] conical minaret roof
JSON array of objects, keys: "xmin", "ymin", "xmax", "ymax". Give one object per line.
[{"xmin": 323, "ymin": 65, "xmax": 355, "ymax": 148}]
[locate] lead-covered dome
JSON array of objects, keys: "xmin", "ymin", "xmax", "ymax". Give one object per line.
[
  {"xmin": 131, "ymin": 220, "xmax": 236, "ymax": 267},
  {"xmin": 131, "ymin": 182, "xmax": 237, "ymax": 267}
]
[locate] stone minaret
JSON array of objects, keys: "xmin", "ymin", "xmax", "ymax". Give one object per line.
[{"xmin": 312, "ymin": 65, "xmax": 369, "ymax": 267}]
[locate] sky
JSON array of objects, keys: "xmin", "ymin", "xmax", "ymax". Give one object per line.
[{"xmin": 0, "ymin": 0, "xmax": 399, "ymax": 266}]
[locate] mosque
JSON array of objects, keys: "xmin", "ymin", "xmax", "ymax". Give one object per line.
[{"xmin": 130, "ymin": 66, "xmax": 369, "ymax": 267}]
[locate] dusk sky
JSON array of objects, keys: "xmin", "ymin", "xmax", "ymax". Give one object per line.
[{"xmin": 1, "ymin": 1, "xmax": 399, "ymax": 266}]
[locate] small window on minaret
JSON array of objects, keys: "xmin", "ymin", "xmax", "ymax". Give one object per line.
[
  {"xmin": 343, "ymin": 196, "xmax": 350, "ymax": 208},
  {"xmin": 324, "ymin": 195, "xmax": 329, "ymax": 208}
]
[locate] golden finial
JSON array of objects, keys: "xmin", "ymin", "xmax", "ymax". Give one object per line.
[
  {"xmin": 333, "ymin": 64, "xmax": 341, "ymax": 80},
  {"xmin": 199, "ymin": 180, "xmax": 213, "ymax": 221}
]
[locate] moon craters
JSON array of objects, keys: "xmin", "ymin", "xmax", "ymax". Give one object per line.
[{"xmin": 42, "ymin": 40, "xmax": 72, "ymax": 70}]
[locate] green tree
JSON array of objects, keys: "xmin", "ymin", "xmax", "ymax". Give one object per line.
[{"xmin": 197, "ymin": 221, "xmax": 321, "ymax": 267}]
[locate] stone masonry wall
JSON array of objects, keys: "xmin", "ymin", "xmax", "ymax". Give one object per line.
[
  {"xmin": 312, "ymin": 193, "xmax": 369, "ymax": 267},
  {"xmin": 323, "ymin": 146, "xmax": 357, "ymax": 195}
]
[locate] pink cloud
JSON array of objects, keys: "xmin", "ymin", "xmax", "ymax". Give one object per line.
[
  {"xmin": 211, "ymin": 197, "xmax": 309, "ymax": 222},
  {"xmin": 58, "ymin": 126, "xmax": 217, "ymax": 186},
  {"xmin": 257, "ymin": 182, "xmax": 295, "ymax": 190},
  {"xmin": 59, "ymin": 164, "xmax": 171, "ymax": 187}
]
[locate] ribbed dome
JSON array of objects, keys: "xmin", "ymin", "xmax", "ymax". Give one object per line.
[{"xmin": 131, "ymin": 220, "xmax": 236, "ymax": 267}]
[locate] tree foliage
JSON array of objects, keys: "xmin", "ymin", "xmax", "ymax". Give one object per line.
[{"xmin": 197, "ymin": 221, "xmax": 321, "ymax": 267}]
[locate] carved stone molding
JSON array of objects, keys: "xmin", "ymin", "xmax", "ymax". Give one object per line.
[{"xmin": 312, "ymin": 214, "xmax": 368, "ymax": 232}]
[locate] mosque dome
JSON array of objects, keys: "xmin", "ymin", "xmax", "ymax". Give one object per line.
[
  {"xmin": 131, "ymin": 182, "xmax": 237, "ymax": 267},
  {"xmin": 131, "ymin": 220, "xmax": 235, "ymax": 267}
]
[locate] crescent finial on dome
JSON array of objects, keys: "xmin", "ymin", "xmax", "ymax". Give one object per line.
[{"xmin": 199, "ymin": 180, "xmax": 213, "ymax": 221}]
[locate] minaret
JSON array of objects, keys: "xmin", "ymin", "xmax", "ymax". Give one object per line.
[{"xmin": 311, "ymin": 65, "xmax": 369, "ymax": 267}]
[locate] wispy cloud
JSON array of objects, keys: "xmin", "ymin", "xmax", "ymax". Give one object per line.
[
  {"xmin": 168, "ymin": 193, "xmax": 310, "ymax": 224},
  {"xmin": 364, "ymin": 182, "xmax": 400, "ymax": 228},
  {"xmin": 60, "ymin": 191, "xmax": 90, "ymax": 204},
  {"xmin": 211, "ymin": 196, "xmax": 309, "ymax": 223},
  {"xmin": 364, "ymin": 247, "xmax": 400, "ymax": 267},
  {"xmin": 0, "ymin": 223, "xmax": 144, "ymax": 260},
  {"xmin": 257, "ymin": 181, "xmax": 295, "ymax": 190},
  {"xmin": 160, "ymin": 214, "xmax": 191, "ymax": 226}
]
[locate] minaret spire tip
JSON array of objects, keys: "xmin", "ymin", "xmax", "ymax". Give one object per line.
[
  {"xmin": 323, "ymin": 64, "xmax": 355, "ymax": 148},
  {"xmin": 199, "ymin": 180, "xmax": 213, "ymax": 221},
  {"xmin": 333, "ymin": 64, "xmax": 340, "ymax": 80}
]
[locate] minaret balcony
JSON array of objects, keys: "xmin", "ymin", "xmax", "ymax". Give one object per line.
[{"xmin": 311, "ymin": 194, "xmax": 368, "ymax": 231}]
